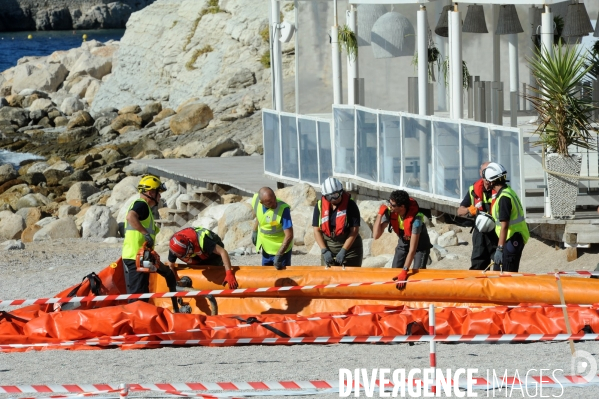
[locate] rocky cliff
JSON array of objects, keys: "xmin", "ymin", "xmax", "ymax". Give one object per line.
[
  {"xmin": 90, "ymin": 0, "xmax": 292, "ymax": 116},
  {"xmin": 0, "ymin": 0, "xmax": 155, "ymax": 31}
]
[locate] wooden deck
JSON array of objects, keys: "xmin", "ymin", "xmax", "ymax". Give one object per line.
[{"xmin": 132, "ymin": 156, "xmax": 274, "ymax": 197}]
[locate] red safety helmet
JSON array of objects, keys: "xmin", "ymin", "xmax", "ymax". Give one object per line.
[{"xmin": 169, "ymin": 229, "xmax": 196, "ymax": 259}]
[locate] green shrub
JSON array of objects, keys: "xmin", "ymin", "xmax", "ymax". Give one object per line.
[
  {"xmin": 186, "ymin": 45, "xmax": 214, "ymax": 70},
  {"xmin": 259, "ymin": 26, "xmax": 269, "ymax": 42},
  {"xmin": 260, "ymin": 50, "xmax": 271, "ymax": 68},
  {"xmin": 183, "ymin": 17, "xmax": 201, "ymax": 51}
]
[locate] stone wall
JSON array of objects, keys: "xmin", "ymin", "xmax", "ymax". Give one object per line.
[{"xmin": 0, "ymin": 0, "xmax": 156, "ymax": 31}]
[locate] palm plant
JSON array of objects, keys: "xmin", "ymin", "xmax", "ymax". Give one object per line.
[
  {"xmin": 526, "ymin": 44, "xmax": 598, "ymax": 156},
  {"xmin": 338, "ymin": 25, "xmax": 358, "ymax": 61}
]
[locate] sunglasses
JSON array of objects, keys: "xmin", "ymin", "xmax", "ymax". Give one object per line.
[
  {"xmin": 325, "ymin": 190, "xmax": 343, "ymax": 201},
  {"xmin": 388, "ymin": 201, "xmax": 400, "ymax": 208}
]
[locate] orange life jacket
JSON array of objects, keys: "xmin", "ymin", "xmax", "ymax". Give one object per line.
[
  {"xmin": 472, "ymin": 179, "xmax": 496, "ymax": 212},
  {"xmin": 320, "ymin": 192, "xmax": 351, "ymax": 238},
  {"xmin": 389, "ymin": 198, "xmax": 419, "ymax": 238}
]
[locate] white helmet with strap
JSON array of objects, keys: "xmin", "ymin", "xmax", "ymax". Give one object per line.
[
  {"xmin": 475, "ymin": 212, "xmax": 495, "ymax": 233},
  {"xmin": 483, "ymin": 162, "xmax": 507, "ymax": 183},
  {"xmin": 321, "ymin": 177, "xmax": 343, "ymax": 195}
]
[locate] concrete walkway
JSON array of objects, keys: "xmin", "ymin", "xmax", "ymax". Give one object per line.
[{"xmin": 132, "ymin": 156, "xmax": 274, "ymax": 196}]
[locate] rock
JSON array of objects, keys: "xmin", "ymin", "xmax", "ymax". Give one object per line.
[
  {"xmin": 68, "ymin": 51, "xmax": 112, "ymax": 80},
  {"xmin": 169, "ymin": 103, "xmax": 213, "ymax": 135},
  {"xmin": 58, "ymin": 205, "xmax": 80, "ymax": 218},
  {"xmin": 60, "ymin": 97, "xmax": 85, "ymax": 116},
  {"xmin": 73, "ymin": 154, "xmax": 94, "ymax": 169},
  {"xmin": 20, "ymin": 173, "xmax": 46, "ymax": 186},
  {"xmin": 12, "ymin": 64, "xmax": 68, "ymax": 94},
  {"xmin": 6, "ymin": 94, "xmax": 24, "ymax": 107},
  {"xmin": 29, "ymin": 109, "xmax": 47, "ymax": 123},
  {"xmin": 143, "ymin": 102, "xmax": 162, "ymax": 115},
  {"xmin": 433, "ymin": 244, "xmax": 449, "ymax": 257},
  {"xmin": 0, "ymin": 239, "xmax": 25, "ymax": 251},
  {"xmin": 111, "ymin": 113, "xmax": 142, "ymax": 131},
  {"xmin": 362, "ymin": 238, "xmax": 373, "ymax": 258},
  {"xmin": 122, "ymin": 162, "xmax": 148, "ymax": 176},
  {"xmin": 371, "ymin": 232, "xmax": 398, "ymax": 257},
  {"xmin": 33, "ymin": 217, "xmax": 80, "ymax": 241},
  {"xmin": 0, "ymin": 164, "xmax": 18, "ymax": 186},
  {"xmin": 29, "ymin": 98, "xmax": 54, "ymax": 112},
  {"xmin": 54, "ymin": 116, "xmax": 69, "ymax": 126},
  {"xmin": 358, "ymin": 201, "xmax": 387, "ymax": 229},
  {"xmin": 67, "ymin": 110, "xmax": 94, "ymax": 130},
  {"xmin": 57, "ymin": 126, "xmax": 97, "ymax": 144},
  {"xmin": 66, "ymin": 182, "xmax": 100, "ymax": 206},
  {"xmin": 22, "ymin": 162, "xmax": 49, "ymax": 175},
  {"xmin": 42, "ymin": 169, "xmax": 68, "ymax": 187},
  {"xmin": 185, "ymin": 216, "xmax": 218, "ymax": 232},
  {"xmin": 104, "ymin": 237, "xmax": 119, "ymax": 244},
  {"xmin": 106, "ymin": 176, "xmax": 140, "ymax": 212},
  {"xmin": 275, "ymin": 183, "xmax": 318, "ymax": 208},
  {"xmin": 68, "ymin": 76, "xmax": 96, "ymax": 98},
  {"xmin": 428, "ymin": 230, "xmax": 439, "ymax": 246},
  {"xmin": 0, "ymin": 107, "xmax": 29, "ymax": 127},
  {"xmin": 0, "ymin": 212, "xmax": 26, "ymax": 240},
  {"xmin": 81, "ymin": 205, "xmax": 118, "ymax": 238},
  {"xmin": 21, "ymin": 224, "xmax": 42, "ymax": 243},
  {"xmin": 152, "ymin": 108, "xmax": 175, "ymax": 123},
  {"xmin": 74, "ymin": 3, "xmax": 134, "ymax": 29},
  {"xmin": 437, "ymin": 230, "xmax": 459, "ymax": 248},
  {"xmin": 221, "ymin": 194, "xmax": 242, "ymax": 204},
  {"xmin": 45, "ymin": 161, "xmax": 73, "ymax": 173},
  {"xmin": 359, "ymin": 219, "xmax": 373, "ymax": 239},
  {"xmin": 119, "ymin": 105, "xmax": 141, "ymax": 114},
  {"xmin": 223, "ymin": 220, "xmax": 254, "ymax": 249},
  {"xmin": 217, "ymin": 202, "xmax": 254, "ymax": 238},
  {"xmin": 94, "ymin": 116, "xmax": 113, "ymax": 131},
  {"xmin": 35, "ymin": 6, "xmax": 72, "ymax": 30},
  {"xmin": 227, "ymin": 68, "xmax": 256, "ymax": 89},
  {"xmin": 16, "ymin": 207, "xmax": 42, "ymax": 227},
  {"xmin": 84, "ymin": 79, "xmax": 103, "ymax": 104},
  {"xmin": 362, "ymin": 255, "xmax": 391, "ymax": 268},
  {"xmin": 15, "ymin": 193, "xmax": 50, "ymax": 210},
  {"xmin": 118, "ymin": 125, "xmax": 139, "ymax": 134}
]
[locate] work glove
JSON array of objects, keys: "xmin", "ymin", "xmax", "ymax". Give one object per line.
[
  {"xmin": 143, "ymin": 233, "xmax": 154, "ymax": 248},
  {"xmin": 468, "ymin": 205, "xmax": 478, "ymax": 217},
  {"xmin": 273, "ymin": 255, "xmax": 284, "ymax": 270},
  {"xmin": 222, "ymin": 270, "xmax": 238, "ymax": 289},
  {"xmin": 378, "ymin": 204, "xmax": 389, "ymax": 215},
  {"xmin": 393, "ymin": 269, "xmax": 409, "ymax": 290},
  {"xmin": 335, "ymin": 248, "xmax": 347, "ymax": 265},
  {"xmin": 493, "ymin": 247, "xmax": 503, "ymax": 266},
  {"xmin": 251, "ymin": 230, "xmax": 258, "ymax": 246},
  {"xmin": 322, "ymin": 248, "xmax": 334, "ymax": 266}
]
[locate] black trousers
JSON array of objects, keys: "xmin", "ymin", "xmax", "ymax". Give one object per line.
[
  {"xmin": 391, "ymin": 242, "xmax": 429, "ymax": 270},
  {"xmin": 470, "ymin": 227, "xmax": 499, "ymax": 270},
  {"xmin": 493, "ymin": 233, "xmax": 525, "ymax": 273},
  {"xmin": 123, "ymin": 258, "xmax": 179, "ymax": 311},
  {"xmin": 321, "ymin": 235, "xmax": 363, "ymax": 267}
]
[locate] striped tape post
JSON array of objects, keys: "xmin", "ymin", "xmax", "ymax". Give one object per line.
[
  {"xmin": 428, "ymin": 304, "xmax": 436, "ymax": 395},
  {"xmin": 1, "ymin": 270, "xmax": 596, "ymax": 308}
]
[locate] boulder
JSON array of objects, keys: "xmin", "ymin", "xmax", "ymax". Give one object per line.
[
  {"xmin": 0, "ymin": 164, "xmax": 18, "ymax": 186},
  {"xmin": 437, "ymin": 230, "xmax": 458, "ymax": 248},
  {"xmin": 143, "ymin": 102, "xmax": 162, "ymax": 115},
  {"xmin": 33, "ymin": 217, "xmax": 80, "ymax": 241},
  {"xmin": 84, "ymin": 79, "xmax": 102, "ymax": 104},
  {"xmin": 12, "ymin": 64, "xmax": 68, "ymax": 94},
  {"xmin": 0, "ymin": 211, "xmax": 26, "ymax": 240},
  {"xmin": 275, "ymin": 183, "xmax": 318, "ymax": 209},
  {"xmin": 186, "ymin": 216, "xmax": 218, "ymax": 232},
  {"xmin": 223, "ymin": 220, "xmax": 254, "ymax": 250},
  {"xmin": 217, "ymin": 202, "xmax": 254, "ymax": 238},
  {"xmin": 60, "ymin": 97, "xmax": 85, "ymax": 116},
  {"xmin": 111, "ymin": 113, "xmax": 142, "ymax": 131},
  {"xmin": 57, "ymin": 126, "xmax": 97, "ymax": 144},
  {"xmin": 54, "ymin": 116, "xmax": 68, "ymax": 126},
  {"xmin": 0, "ymin": 107, "xmax": 29, "ymax": 127},
  {"xmin": 15, "ymin": 193, "xmax": 50, "ymax": 210},
  {"xmin": 20, "ymin": 173, "xmax": 46, "ymax": 186},
  {"xmin": 81, "ymin": 205, "xmax": 118, "ymax": 238},
  {"xmin": 29, "ymin": 98, "xmax": 54, "ymax": 112},
  {"xmin": 371, "ymin": 232, "xmax": 398, "ymax": 257},
  {"xmin": 45, "ymin": 161, "xmax": 73, "ymax": 173},
  {"xmin": 43, "ymin": 169, "xmax": 69, "ymax": 186},
  {"xmin": 227, "ymin": 68, "xmax": 256, "ymax": 89},
  {"xmin": 362, "ymin": 255, "xmax": 391, "ymax": 268},
  {"xmin": 0, "ymin": 239, "xmax": 25, "ymax": 251},
  {"xmin": 74, "ymin": 3, "xmax": 134, "ymax": 30},
  {"xmin": 21, "ymin": 224, "xmax": 42, "ymax": 243},
  {"xmin": 106, "ymin": 176, "xmax": 141, "ymax": 212},
  {"xmin": 66, "ymin": 182, "xmax": 100, "ymax": 206},
  {"xmin": 16, "ymin": 207, "xmax": 42, "ymax": 227},
  {"xmin": 73, "ymin": 154, "xmax": 94, "ymax": 169},
  {"xmin": 67, "ymin": 110, "xmax": 94, "ymax": 130},
  {"xmin": 68, "ymin": 52, "xmax": 112, "ymax": 80},
  {"xmin": 359, "ymin": 201, "xmax": 387, "ymax": 229},
  {"xmin": 169, "ymin": 103, "xmax": 213, "ymax": 135},
  {"xmin": 21, "ymin": 162, "xmax": 49, "ymax": 175},
  {"xmin": 35, "ymin": 6, "xmax": 72, "ymax": 30},
  {"xmin": 58, "ymin": 204, "xmax": 80, "ymax": 219},
  {"xmin": 68, "ymin": 76, "xmax": 96, "ymax": 98},
  {"xmin": 152, "ymin": 108, "xmax": 175, "ymax": 124},
  {"xmin": 118, "ymin": 105, "xmax": 141, "ymax": 114}
]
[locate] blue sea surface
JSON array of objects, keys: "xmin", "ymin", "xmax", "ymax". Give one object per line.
[{"xmin": 0, "ymin": 29, "xmax": 125, "ymax": 72}]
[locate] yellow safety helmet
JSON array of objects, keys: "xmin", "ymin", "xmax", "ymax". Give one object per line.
[{"xmin": 137, "ymin": 175, "xmax": 166, "ymax": 193}]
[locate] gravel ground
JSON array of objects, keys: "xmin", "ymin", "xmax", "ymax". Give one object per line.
[{"xmin": 1, "ymin": 236, "xmax": 599, "ymax": 398}]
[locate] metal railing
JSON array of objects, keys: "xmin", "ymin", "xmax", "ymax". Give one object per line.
[{"xmin": 262, "ymin": 106, "xmax": 524, "ymax": 208}]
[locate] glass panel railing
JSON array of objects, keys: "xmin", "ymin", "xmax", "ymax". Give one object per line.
[
  {"xmin": 281, "ymin": 115, "xmax": 299, "ymax": 179},
  {"xmin": 490, "ymin": 128, "xmax": 522, "ymax": 199},
  {"xmin": 356, "ymin": 109, "xmax": 378, "ymax": 182},
  {"xmin": 378, "ymin": 113, "xmax": 402, "ymax": 186},
  {"xmin": 403, "ymin": 116, "xmax": 432, "ymax": 193},
  {"xmin": 461, "ymin": 123, "xmax": 490, "ymax": 197},
  {"xmin": 334, "ymin": 107, "xmax": 355, "ymax": 175},
  {"xmin": 263, "ymin": 111, "xmax": 280, "ymax": 175},
  {"xmin": 298, "ymin": 118, "xmax": 319, "ymax": 184},
  {"xmin": 318, "ymin": 121, "xmax": 333, "ymax": 184},
  {"xmin": 433, "ymin": 120, "xmax": 460, "ymax": 199}
]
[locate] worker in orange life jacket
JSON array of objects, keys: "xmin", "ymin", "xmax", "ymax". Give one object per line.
[
  {"xmin": 313, "ymin": 177, "xmax": 363, "ymax": 267},
  {"xmin": 373, "ymin": 190, "xmax": 432, "ymax": 289}
]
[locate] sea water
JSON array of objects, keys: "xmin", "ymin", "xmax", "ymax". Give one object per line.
[
  {"xmin": 0, "ymin": 149, "xmax": 45, "ymax": 169},
  {"xmin": 0, "ymin": 29, "xmax": 125, "ymax": 72}
]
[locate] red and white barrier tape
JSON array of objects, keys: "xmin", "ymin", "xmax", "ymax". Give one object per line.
[
  {"xmin": 1, "ymin": 270, "xmax": 596, "ymax": 307},
  {"xmin": 4, "ymin": 374, "xmax": 599, "ymax": 397},
  {"xmin": 3, "ymin": 333, "xmax": 599, "ymax": 351}
]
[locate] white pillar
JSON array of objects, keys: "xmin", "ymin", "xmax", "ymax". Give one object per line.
[
  {"xmin": 417, "ymin": 5, "xmax": 428, "ymax": 115},
  {"xmin": 448, "ymin": 8, "xmax": 453, "ymax": 117},
  {"xmin": 271, "ymin": 0, "xmax": 283, "ymax": 111},
  {"xmin": 541, "ymin": 5, "xmax": 553, "ymax": 58},
  {"xmin": 435, "ymin": 0, "xmax": 447, "ymax": 112},
  {"xmin": 508, "ymin": 33, "xmax": 519, "ymax": 111},
  {"xmin": 346, "ymin": 6, "xmax": 358, "ymax": 105},
  {"xmin": 331, "ymin": 0, "xmax": 342, "ymax": 105},
  {"xmin": 449, "ymin": 6, "xmax": 462, "ymax": 119},
  {"xmin": 492, "ymin": 4, "xmax": 500, "ymax": 83}
]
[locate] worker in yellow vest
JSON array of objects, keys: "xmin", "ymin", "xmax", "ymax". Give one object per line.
[
  {"xmin": 483, "ymin": 163, "xmax": 529, "ymax": 272},
  {"xmin": 251, "ymin": 187, "xmax": 293, "ymax": 270}
]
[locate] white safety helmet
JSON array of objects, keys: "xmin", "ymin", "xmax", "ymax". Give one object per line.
[
  {"xmin": 483, "ymin": 162, "xmax": 507, "ymax": 183},
  {"xmin": 321, "ymin": 177, "xmax": 343, "ymax": 196},
  {"xmin": 475, "ymin": 212, "xmax": 496, "ymax": 233}
]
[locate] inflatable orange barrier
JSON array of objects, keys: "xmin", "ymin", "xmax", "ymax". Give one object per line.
[{"xmin": 0, "ymin": 260, "xmax": 598, "ymax": 352}]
